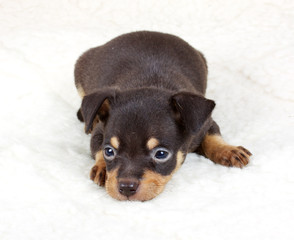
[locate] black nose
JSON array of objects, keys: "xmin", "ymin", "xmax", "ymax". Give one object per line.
[{"xmin": 119, "ymin": 180, "xmax": 139, "ymax": 197}]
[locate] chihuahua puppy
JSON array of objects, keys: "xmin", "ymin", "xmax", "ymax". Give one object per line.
[{"xmin": 74, "ymin": 31, "xmax": 251, "ymax": 201}]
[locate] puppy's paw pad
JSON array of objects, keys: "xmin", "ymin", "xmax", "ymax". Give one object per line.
[
  {"xmin": 90, "ymin": 165, "xmax": 106, "ymax": 186},
  {"xmin": 215, "ymin": 145, "xmax": 251, "ymax": 168}
]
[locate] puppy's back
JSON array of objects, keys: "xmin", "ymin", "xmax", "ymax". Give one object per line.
[{"xmin": 75, "ymin": 31, "xmax": 207, "ymax": 96}]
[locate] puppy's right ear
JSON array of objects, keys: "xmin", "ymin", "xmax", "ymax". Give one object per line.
[{"xmin": 81, "ymin": 89, "xmax": 116, "ymax": 134}]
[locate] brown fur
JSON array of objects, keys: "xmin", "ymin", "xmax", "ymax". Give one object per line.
[{"xmin": 201, "ymin": 134, "xmax": 252, "ymax": 168}]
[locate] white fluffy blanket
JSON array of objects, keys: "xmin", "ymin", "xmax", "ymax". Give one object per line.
[{"xmin": 0, "ymin": 1, "xmax": 293, "ymax": 239}]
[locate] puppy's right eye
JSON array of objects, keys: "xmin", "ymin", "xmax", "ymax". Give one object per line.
[{"xmin": 103, "ymin": 146, "xmax": 116, "ymax": 161}]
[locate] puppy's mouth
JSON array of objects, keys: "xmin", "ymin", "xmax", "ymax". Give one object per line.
[{"xmin": 105, "ymin": 169, "xmax": 172, "ymax": 201}]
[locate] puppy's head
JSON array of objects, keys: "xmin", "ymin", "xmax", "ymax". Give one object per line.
[{"xmin": 81, "ymin": 88, "xmax": 215, "ymax": 201}]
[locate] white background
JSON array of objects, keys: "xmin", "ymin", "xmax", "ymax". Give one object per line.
[{"xmin": 0, "ymin": 0, "xmax": 293, "ymax": 239}]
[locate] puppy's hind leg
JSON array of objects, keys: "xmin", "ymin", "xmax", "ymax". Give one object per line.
[{"xmin": 199, "ymin": 121, "xmax": 252, "ymax": 168}]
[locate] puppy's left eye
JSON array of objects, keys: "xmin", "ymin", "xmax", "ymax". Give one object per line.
[{"xmin": 152, "ymin": 148, "xmax": 172, "ymax": 162}]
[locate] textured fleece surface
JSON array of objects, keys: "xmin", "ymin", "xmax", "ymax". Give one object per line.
[{"xmin": 0, "ymin": 1, "xmax": 293, "ymax": 239}]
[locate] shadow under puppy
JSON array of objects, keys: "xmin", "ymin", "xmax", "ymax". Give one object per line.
[{"xmin": 74, "ymin": 31, "xmax": 252, "ymax": 201}]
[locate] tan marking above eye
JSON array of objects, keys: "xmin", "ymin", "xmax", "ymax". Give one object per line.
[
  {"xmin": 110, "ymin": 136, "xmax": 120, "ymax": 149},
  {"xmin": 147, "ymin": 137, "xmax": 159, "ymax": 150}
]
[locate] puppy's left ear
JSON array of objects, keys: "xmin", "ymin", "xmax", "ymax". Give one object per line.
[
  {"xmin": 171, "ymin": 92, "xmax": 215, "ymax": 133},
  {"xmin": 81, "ymin": 89, "xmax": 115, "ymax": 134}
]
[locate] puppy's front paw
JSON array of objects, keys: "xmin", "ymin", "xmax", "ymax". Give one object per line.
[
  {"xmin": 213, "ymin": 145, "xmax": 252, "ymax": 168},
  {"xmin": 90, "ymin": 164, "xmax": 106, "ymax": 186}
]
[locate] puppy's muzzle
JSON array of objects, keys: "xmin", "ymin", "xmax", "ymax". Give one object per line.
[{"xmin": 118, "ymin": 179, "xmax": 139, "ymax": 197}]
